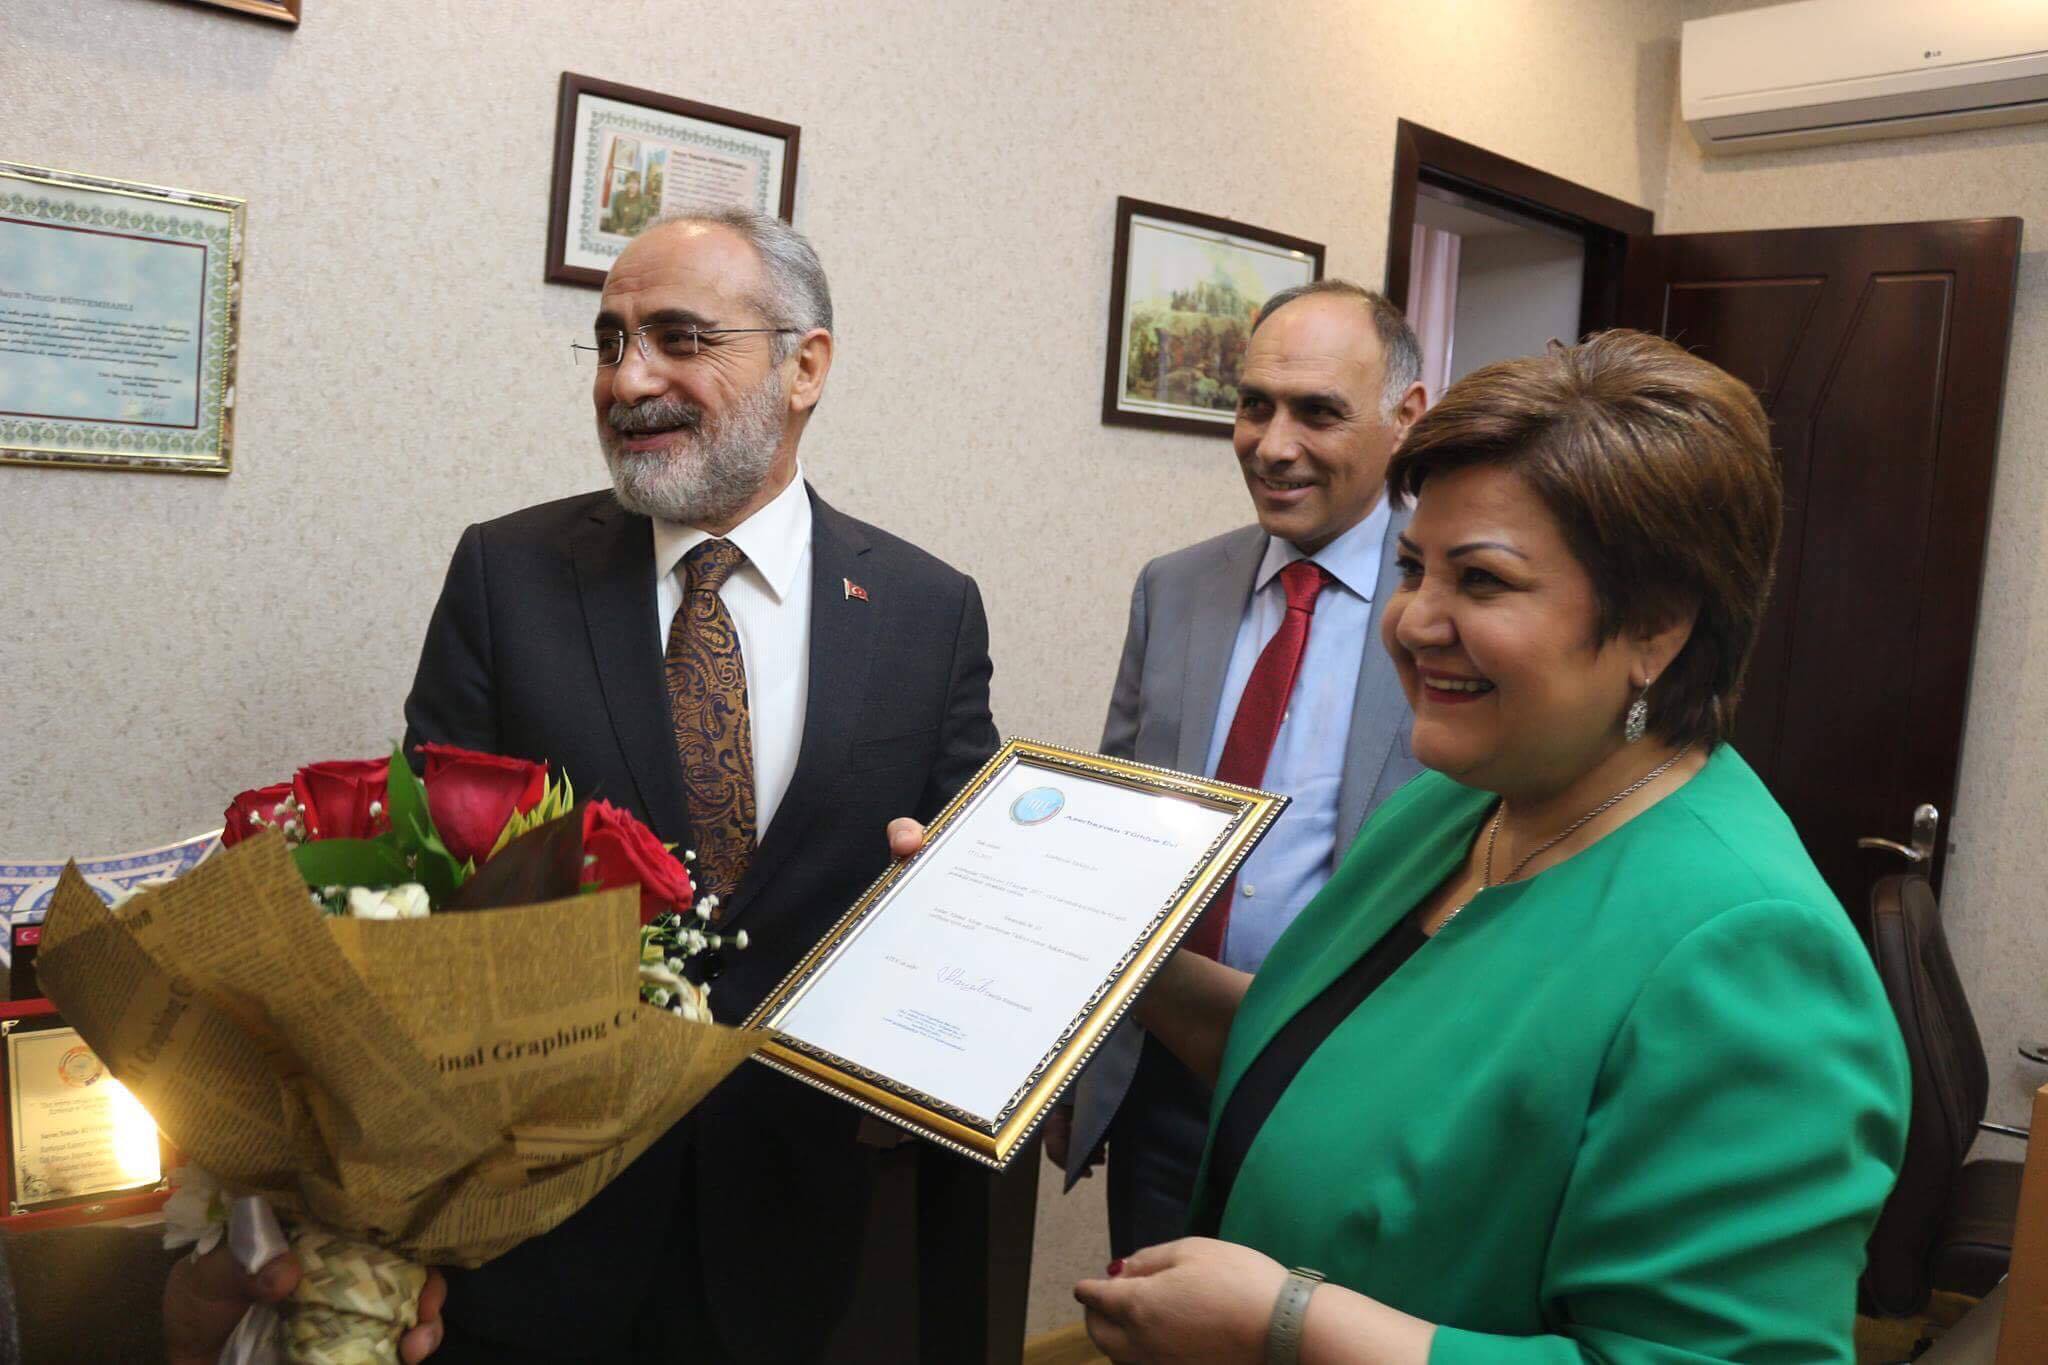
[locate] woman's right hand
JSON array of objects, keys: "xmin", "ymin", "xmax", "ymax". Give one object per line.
[{"xmin": 1075, "ymin": 1239, "xmax": 1283, "ymax": 1364}]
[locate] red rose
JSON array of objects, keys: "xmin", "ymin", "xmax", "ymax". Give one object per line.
[
  {"xmin": 581, "ymin": 800, "xmax": 694, "ymax": 925},
  {"xmin": 292, "ymin": 758, "xmax": 392, "ymax": 842},
  {"xmin": 419, "ymin": 744, "xmax": 549, "ymax": 866},
  {"xmin": 220, "ymin": 781, "xmax": 293, "ymax": 848}
]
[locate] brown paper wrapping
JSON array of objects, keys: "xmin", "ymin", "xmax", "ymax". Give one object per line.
[{"xmin": 34, "ymin": 830, "xmax": 760, "ymax": 1266}]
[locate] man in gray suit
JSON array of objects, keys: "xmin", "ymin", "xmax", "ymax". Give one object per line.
[{"xmin": 1052, "ymin": 280, "xmax": 1429, "ymax": 1256}]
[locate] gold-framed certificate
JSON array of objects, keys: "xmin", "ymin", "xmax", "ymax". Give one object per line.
[
  {"xmin": 0, "ymin": 161, "xmax": 244, "ymax": 475},
  {"xmin": 747, "ymin": 739, "xmax": 1287, "ymax": 1169}
]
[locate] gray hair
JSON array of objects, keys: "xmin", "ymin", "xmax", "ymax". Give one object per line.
[
  {"xmin": 1253, "ymin": 279, "xmax": 1422, "ymax": 418},
  {"xmin": 646, "ymin": 207, "xmax": 833, "ymax": 361}
]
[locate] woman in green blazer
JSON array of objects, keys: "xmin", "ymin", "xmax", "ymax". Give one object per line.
[{"xmin": 1075, "ymin": 332, "xmax": 1909, "ymax": 1364}]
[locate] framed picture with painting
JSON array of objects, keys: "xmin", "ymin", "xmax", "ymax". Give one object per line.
[
  {"xmin": 545, "ymin": 73, "xmax": 801, "ymax": 289},
  {"xmin": 1102, "ymin": 196, "xmax": 1324, "ymax": 437}
]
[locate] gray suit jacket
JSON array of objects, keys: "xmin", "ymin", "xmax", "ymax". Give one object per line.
[{"xmin": 1064, "ymin": 512, "xmax": 1423, "ymax": 1189}]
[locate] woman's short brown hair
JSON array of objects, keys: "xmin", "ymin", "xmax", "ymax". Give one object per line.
[{"xmin": 1383, "ymin": 330, "xmax": 1780, "ymax": 749}]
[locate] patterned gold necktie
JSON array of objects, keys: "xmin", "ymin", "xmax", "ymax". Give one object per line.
[{"xmin": 665, "ymin": 539, "xmax": 756, "ymax": 915}]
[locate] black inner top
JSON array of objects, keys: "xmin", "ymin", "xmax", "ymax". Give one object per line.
[{"xmin": 1199, "ymin": 911, "xmax": 1432, "ymax": 1229}]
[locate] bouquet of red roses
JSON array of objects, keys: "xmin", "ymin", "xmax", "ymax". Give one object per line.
[
  {"xmin": 34, "ymin": 744, "xmax": 758, "ymax": 1365},
  {"xmin": 220, "ymin": 743, "xmax": 742, "ymax": 1020}
]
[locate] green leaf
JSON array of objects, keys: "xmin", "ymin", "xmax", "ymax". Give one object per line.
[
  {"xmin": 294, "ymin": 838, "xmax": 412, "ymax": 890},
  {"xmin": 383, "ymin": 742, "xmax": 434, "ymax": 849},
  {"xmin": 381, "ymin": 742, "xmax": 464, "ymax": 902}
]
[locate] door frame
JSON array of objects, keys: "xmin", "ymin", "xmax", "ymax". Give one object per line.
[{"xmin": 1383, "ymin": 120, "xmax": 1653, "ymax": 336}]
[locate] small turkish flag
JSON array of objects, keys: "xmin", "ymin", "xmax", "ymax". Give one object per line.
[{"xmin": 843, "ymin": 578, "xmax": 869, "ymax": 602}]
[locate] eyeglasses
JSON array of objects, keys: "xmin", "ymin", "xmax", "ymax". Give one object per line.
[{"xmin": 571, "ymin": 324, "xmax": 801, "ymax": 367}]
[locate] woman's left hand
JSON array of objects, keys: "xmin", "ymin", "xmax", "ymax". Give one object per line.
[{"xmin": 1074, "ymin": 1238, "xmax": 1286, "ymax": 1364}]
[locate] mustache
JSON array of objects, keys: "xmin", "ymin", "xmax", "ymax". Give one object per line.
[{"xmin": 607, "ymin": 397, "xmax": 704, "ymax": 435}]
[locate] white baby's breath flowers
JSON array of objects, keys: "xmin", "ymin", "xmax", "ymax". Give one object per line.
[
  {"xmin": 346, "ymin": 884, "xmax": 431, "ymax": 920},
  {"xmin": 637, "ymin": 961, "xmax": 713, "ymax": 1023}
]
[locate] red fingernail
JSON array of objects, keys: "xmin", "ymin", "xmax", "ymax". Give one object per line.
[{"xmin": 1107, "ymin": 1258, "xmax": 1125, "ymax": 1277}]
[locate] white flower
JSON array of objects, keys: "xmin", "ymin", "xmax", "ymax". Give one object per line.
[
  {"xmin": 161, "ymin": 1165, "xmax": 228, "ymax": 1256},
  {"xmin": 346, "ymin": 883, "xmax": 431, "ymax": 920}
]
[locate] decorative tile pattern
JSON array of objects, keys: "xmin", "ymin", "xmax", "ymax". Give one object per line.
[{"xmin": 0, "ymin": 831, "xmax": 220, "ymax": 965}]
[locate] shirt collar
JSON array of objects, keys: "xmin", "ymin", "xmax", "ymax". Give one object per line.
[
  {"xmin": 651, "ymin": 464, "xmax": 813, "ymax": 601},
  {"xmin": 1255, "ymin": 495, "xmax": 1392, "ymax": 602}
]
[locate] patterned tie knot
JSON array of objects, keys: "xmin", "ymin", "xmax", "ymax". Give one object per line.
[
  {"xmin": 684, "ymin": 538, "xmax": 746, "ymax": 595},
  {"xmin": 1279, "ymin": 559, "xmax": 1331, "ymax": 615}
]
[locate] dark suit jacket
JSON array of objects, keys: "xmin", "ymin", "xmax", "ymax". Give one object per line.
[{"xmin": 401, "ymin": 484, "xmax": 998, "ymax": 1363}]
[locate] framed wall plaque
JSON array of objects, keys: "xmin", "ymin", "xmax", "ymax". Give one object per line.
[
  {"xmin": 1102, "ymin": 196, "xmax": 1324, "ymax": 437},
  {"xmin": 747, "ymin": 739, "xmax": 1286, "ymax": 1169},
  {"xmin": 545, "ymin": 73, "xmax": 800, "ymax": 289},
  {"xmin": 0, "ymin": 162, "xmax": 244, "ymax": 475}
]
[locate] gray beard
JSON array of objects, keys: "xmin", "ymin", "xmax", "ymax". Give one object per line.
[{"xmin": 602, "ymin": 371, "xmax": 786, "ymax": 525}]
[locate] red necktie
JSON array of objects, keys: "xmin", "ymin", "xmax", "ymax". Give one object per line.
[{"xmin": 1183, "ymin": 559, "xmax": 1331, "ymax": 961}]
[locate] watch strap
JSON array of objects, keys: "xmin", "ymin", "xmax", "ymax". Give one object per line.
[{"xmin": 1265, "ymin": 1266, "xmax": 1326, "ymax": 1364}]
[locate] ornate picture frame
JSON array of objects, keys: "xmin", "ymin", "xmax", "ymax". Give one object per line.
[
  {"xmin": 545, "ymin": 73, "xmax": 801, "ymax": 289},
  {"xmin": 746, "ymin": 739, "xmax": 1286, "ymax": 1169},
  {"xmin": 1102, "ymin": 196, "xmax": 1324, "ymax": 437},
  {"xmin": 0, "ymin": 162, "xmax": 244, "ymax": 476}
]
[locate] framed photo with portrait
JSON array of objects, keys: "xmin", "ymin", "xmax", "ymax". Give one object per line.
[
  {"xmin": 545, "ymin": 73, "xmax": 801, "ymax": 289},
  {"xmin": 1102, "ymin": 196, "xmax": 1324, "ymax": 437}
]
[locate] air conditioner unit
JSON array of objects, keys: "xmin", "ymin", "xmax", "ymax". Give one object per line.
[{"xmin": 1683, "ymin": 0, "xmax": 2048, "ymax": 154}]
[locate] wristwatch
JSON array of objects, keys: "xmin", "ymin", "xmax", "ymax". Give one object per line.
[{"xmin": 1265, "ymin": 1266, "xmax": 1326, "ymax": 1364}]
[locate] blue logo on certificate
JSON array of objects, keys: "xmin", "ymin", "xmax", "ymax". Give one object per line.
[{"xmin": 1009, "ymin": 786, "xmax": 1066, "ymax": 826}]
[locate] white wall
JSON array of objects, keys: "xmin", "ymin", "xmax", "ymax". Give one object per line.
[
  {"xmin": 1665, "ymin": 0, "xmax": 2048, "ymax": 1146},
  {"xmin": 1449, "ymin": 227, "xmax": 1587, "ymax": 381},
  {"xmin": 1, "ymin": 0, "xmax": 1679, "ymax": 1336}
]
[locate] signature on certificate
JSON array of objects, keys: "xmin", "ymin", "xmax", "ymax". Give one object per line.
[{"xmin": 936, "ymin": 964, "xmax": 1032, "ymax": 1012}]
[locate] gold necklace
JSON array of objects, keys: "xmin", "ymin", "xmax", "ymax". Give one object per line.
[{"xmin": 1437, "ymin": 744, "xmax": 1694, "ymax": 931}]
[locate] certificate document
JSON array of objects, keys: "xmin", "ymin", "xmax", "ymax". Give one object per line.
[
  {"xmin": 750, "ymin": 740, "xmax": 1285, "ymax": 1167},
  {"xmin": 0, "ymin": 161, "xmax": 243, "ymax": 474},
  {"xmin": 5, "ymin": 1024, "xmax": 163, "ymax": 1214}
]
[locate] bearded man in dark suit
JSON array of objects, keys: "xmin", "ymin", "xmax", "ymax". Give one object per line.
[{"xmin": 165, "ymin": 208, "xmax": 998, "ymax": 1365}]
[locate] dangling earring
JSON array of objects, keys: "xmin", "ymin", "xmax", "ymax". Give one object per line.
[{"xmin": 1624, "ymin": 684, "xmax": 1650, "ymax": 744}]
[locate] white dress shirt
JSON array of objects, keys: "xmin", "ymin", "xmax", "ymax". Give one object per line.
[{"xmin": 651, "ymin": 467, "xmax": 813, "ymax": 835}]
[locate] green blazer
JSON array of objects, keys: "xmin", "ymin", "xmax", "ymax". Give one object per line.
[{"xmin": 1194, "ymin": 747, "xmax": 1908, "ymax": 1363}]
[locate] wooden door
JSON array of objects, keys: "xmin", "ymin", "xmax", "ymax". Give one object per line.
[{"xmin": 1618, "ymin": 219, "xmax": 2022, "ymax": 920}]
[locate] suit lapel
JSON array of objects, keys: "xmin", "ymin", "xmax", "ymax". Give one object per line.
[
  {"xmin": 1175, "ymin": 526, "xmax": 1265, "ymax": 774},
  {"xmin": 725, "ymin": 489, "xmax": 874, "ymax": 924},
  {"xmin": 1334, "ymin": 506, "xmax": 1413, "ymax": 852},
  {"xmin": 572, "ymin": 502, "xmax": 694, "ymax": 847}
]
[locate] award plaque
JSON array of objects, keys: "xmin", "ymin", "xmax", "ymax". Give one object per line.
[
  {"xmin": 2, "ymin": 1009, "xmax": 166, "ymax": 1218},
  {"xmin": 748, "ymin": 739, "xmax": 1286, "ymax": 1168}
]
